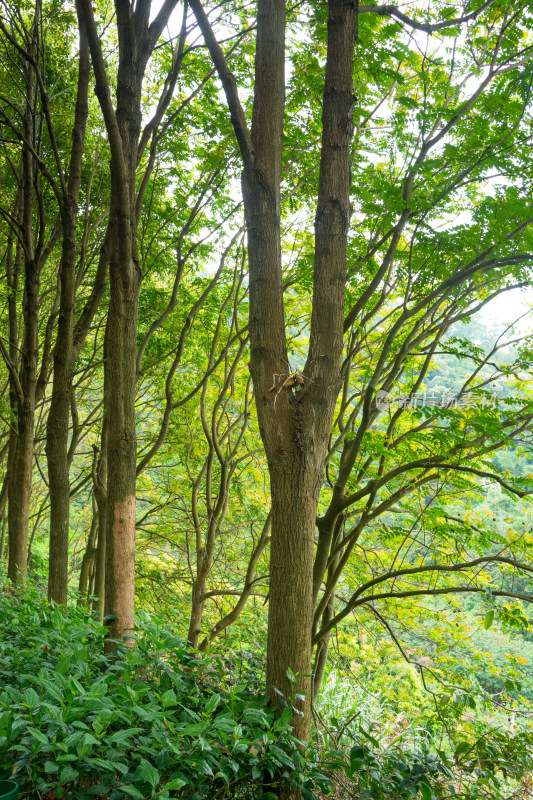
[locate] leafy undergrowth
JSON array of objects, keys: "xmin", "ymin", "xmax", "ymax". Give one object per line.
[
  {"xmin": 313, "ymin": 671, "xmax": 533, "ymax": 800},
  {"xmin": 0, "ymin": 583, "xmax": 328, "ymax": 799},
  {"xmin": 2, "ymin": 582, "xmax": 533, "ymax": 800}
]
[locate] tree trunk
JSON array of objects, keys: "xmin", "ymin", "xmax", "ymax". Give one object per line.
[
  {"xmin": 8, "ymin": 258, "xmax": 39, "ymax": 583},
  {"xmin": 46, "ymin": 15, "xmax": 90, "ymax": 604},
  {"xmin": 0, "ymin": 471, "xmax": 8, "ymax": 560},
  {"xmin": 93, "ymin": 421, "xmax": 108, "ymax": 618},
  {"xmin": 0, "ymin": 514, "xmax": 7, "ymax": 561},
  {"xmin": 187, "ymin": 556, "xmax": 209, "ymax": 649},
  {"xmin": 266, "ymin": 454, "xmax": 321, "ymax": 728},
  {"xmin": 190, "ymin": 1, "xmax": 356, "ymax": 760},
  {"xmin": 7, "ymin": 21, "xmax": 40, "ymax": 584},
  {"xmin": 266, "ymin": 1, "xmax": 356, "ymax": 743},
  {"xmin": 78, "ymin": 501, "xmax": 98, "ymax": 598},
  {"xmin": 102, "ymin": 238, "xmax": 140, "ymax": 642},
  {"xmin": 312, "ymin": 554, "xmax": 338, "ymax": 698},
  {"xmin": 78, "ymin": 0, "xmax": 180, "ymax": 643}
]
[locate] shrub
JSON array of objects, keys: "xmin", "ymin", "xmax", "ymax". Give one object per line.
[{"xmin": 0, "ymin": 582, "xmax": 328, "ymax": 799}]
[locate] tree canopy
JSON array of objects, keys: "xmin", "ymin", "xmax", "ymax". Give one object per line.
[{"xmin": 0, "ymin": 1, "xmax": 533, "ymax": 797}]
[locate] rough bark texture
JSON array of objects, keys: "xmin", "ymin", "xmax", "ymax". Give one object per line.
[
  {"xmin": 187, "ymin": 553, "xmax": 211, "ymax": 648},
  {"xmin": 5, "ymin": 201, "xmax": 22, "ymax": 579},
  {"xmin": 0, "ymin": 516, "xmax": 7, "ymax": 561},
  {"xmin": 93, "ymin": 421, "xmax": 108, "ymax": 619},
  {"xmin": 78, "ymin": 509, "xmax": 98, "ymax": 597},
  {"xmin": 255, "ymin": 0, "xmax": 356, "ymax": 743},
  {"xmin": 191, "ymin": 0, "xmax": 357, "ymax": 756},
  {"xmin": 46, "ymin": 16, "xmax": 90, "ymax": 604},
  {"xmin": 78, "ymin": 0, "xmax": 179, "ymax": 642},
  {"xmin": 0, "ymin": 479, "xmax": 8, "ymax": 560},
  {"xmin": 102, "ymin": 180, "xmax": 140, "ymax": 642},
  {"xmin": 8, "ymin": 51, "xmax": 39, "ymax": 582}
]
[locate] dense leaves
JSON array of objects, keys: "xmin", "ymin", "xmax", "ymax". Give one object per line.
[{"xmin": 0, "ymin": 580, "xmax": 329, "ymax": 799}]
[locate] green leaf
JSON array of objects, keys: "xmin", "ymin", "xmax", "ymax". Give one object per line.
[
  {"xmin": 205, "ymin": 692, "xmax": 220, "ymax": 714},
  {"xmin": 137, "ymin": 759, "xmax": 160, "ymax": 789},
  {"xmin": 87, "ymin": 757, "xmax": 118, "ymax": 773},
  {"xmin": 454, "ymin": 741, "xmax": 471, "ymax": 759},
  {"xmin": 117, "ymin": 785, "xmax": 144, "ymax": 799},
  {"xmin": 165, "ymin": 777, "xmax": 187, "ymax": 791},
  {"xmin": 243, "ymin": 707, "xmax": 269, "ymax": 727},
  {"xmin": 60, "ymin": 765, "xmax": 79, "ymax": 783},
  {"xmin": 419, "ymin": 782, "xmax": 433, "ymax": 800},
  {"xmin": 182, "ymin": 721, "xmax": 209, "ymax": 737},
  {"xmin": 350, "ymin": 744, "xmax": 368, "ymax": 774},
  {"xmin": 484, "ymin": 610, "xmax": 495, "ymax": 629},
  {"xmin": 82, "ymin": 732, "xmax": 99, "ymax": 747},
  {"xmin": 23, "ymin": 687, "xmax": 39, "ymax": 708},
  {"xmin": 27, "ymin": 727, "xmax": 49, "ymax": 745},
  {"xmin": 160, "ymin": 688, "xmax": 177, "ymax": 707}
]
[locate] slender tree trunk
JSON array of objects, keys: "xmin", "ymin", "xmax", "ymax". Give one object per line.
[
  {"xmin": 188, "ymin": 522, "xmax": 220, "ymax": 647},
  {"xmin": 187, "ymin": 558, "xmax": 209, "ymax": 649},
  {"xmin": 78, "ymin": 0, "xmax": 180, "ymax": 642},
  {"xmin": 7, "ymin": 24, "xmax": 40, "ymax": 584},
  {"xmin": 79, "ymin": 0, "xmax": 143, "ymax": 641},
  {"xmin": 78, "ymin": 502, "xmax": 98, "ymax": 597},
  {"xmin": 88, "ymin": 560, "xmax": 96, "ymax": 598},
  {"xmin": 312, "ymin": 548, "xmax": 339, "ymax": 698},
  {"xmin": 0, "ymin": 515, "xmax": 7, "ymax": 561},
  {"xmin": 0, "ymin": 474, "xmax": 8, "ymax": 559},
  {"xmin": 102, "ymin": 235, "xmax": 140, "ymax": 641},
  {"xmin": 46, "ymin": 16, "xmax": 90, "ymax": 604},
  {"xmin": 191, "ymin": 2, "xmax": 356, "ymax": 758},
  {"xmin": 8, "ymin": 261, "xmax": 39, "ymax": 583},
  {"xmin": 94, "ymin": 418, "xmax": 108, "ymax": 619}
]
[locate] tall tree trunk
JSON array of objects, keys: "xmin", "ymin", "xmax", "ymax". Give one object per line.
[
  {"xmin": 46, "ymin": 15, "xmax": 90, "ymax": 604},
  {"xmin": 78, "ymin": 0, "xmax": 180, "ymax": 642},
  {"xmin": 8, "ymin": 264, "xmax": 38, "ymax": 583},
  {"xmin": 0, "ymin": 518, "xmax": 6, "ymax": 561},
  {"xmin": 102, "ymin": 222, "xmax": 140, "ymax": 641},
  {"xmin": 7, "ymin": 18, "xmax": 40, "ymax": 584},
  {"xmin": 79, "ymin": 0, "xmax": 142, "ymax": 642},
  {"xmin": 191, "ymin": 0, "xmax": 357, "ymax": 754},
  {"xmin": 78, "ymin": 509, "xmax": 98, "ymax": 598},
  {"xmin": 93, "ymin": 419, "xmax": 108, "ymax": 618},
  {"xmin": 0, "ymin": 478, "xmax": 7, "ymax": 559}
]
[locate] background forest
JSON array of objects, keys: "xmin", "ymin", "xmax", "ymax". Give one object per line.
[{"xmin": 1, "ymin": 0, "xmax": 533, "ymax": 798}]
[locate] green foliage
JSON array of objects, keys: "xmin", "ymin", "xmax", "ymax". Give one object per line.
[
  {"xmin": 344, "ymin": 733, "xmax": 449, "ymax": 800},
  {"xmin": 341, "ymin": 722, "xmax": 533, "ymax": 800},
  {"xmin": 0, "ymin": 582, "xmax": 329, "ymax": 799}
]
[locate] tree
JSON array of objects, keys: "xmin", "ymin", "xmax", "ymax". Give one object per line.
[
  {"xmin": 189, "ymin": 0, "xmax": 533, "ymax": 754},
  {"xmin": 190, "ymin": 0, "xmax": 358, "ymax": 747},
  {"xmin": 1, "ymin": 9, "xmax": 533, "ymax": 798},
  {"xmin": 75, "ymin": 0, "xmax": 187, "ymax": 640},
  {"xmin": 0, "ymin": 0, "xmax": 63, "ymax": 583},
  {"xmin": 0, "ymin": 0, "xmax": 110, "ymax": 593}
]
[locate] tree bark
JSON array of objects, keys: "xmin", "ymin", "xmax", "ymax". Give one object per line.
[
  {"xmin": 46, "ymin": 14, "xmax": 90, "ymax": 604},
  {"xmin": 93, "ymin": 419, "xmax": 108, "ymax": 619},
  {"xmin": 190, "ymin": 0, "xmax": 357, "ymax": 755},
  {"xmin": 0, "ymin": 517, "xmax": 6, "ymax": 561},
  {"xmin": 7, "ymin": 39, "xmax": 40, "ymax": 584},
  {"xmin": 78, "ymin": 509, "xmax": 97, "ymax": 598},
  {"xmin": 77, "ymin": 0, "xmax": 180, "ymax": 642}
]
